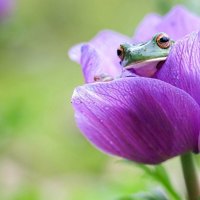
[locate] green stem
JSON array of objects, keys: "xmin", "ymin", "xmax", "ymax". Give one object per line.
[{"xmin": 180, "ymin": 153, "xmax": 200, "ymax": 200}]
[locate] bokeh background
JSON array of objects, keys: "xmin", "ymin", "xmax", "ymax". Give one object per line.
[{"xmin": 0, "ymin": 0, "xmax": 199, "ymax": 199}]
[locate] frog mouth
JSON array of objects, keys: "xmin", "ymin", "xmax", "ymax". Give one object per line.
[{"xmin": 124, "ymin": 57, "xmax": 167, "ymax": 69}]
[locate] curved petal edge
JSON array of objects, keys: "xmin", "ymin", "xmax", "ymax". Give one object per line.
[{"xmin": 72, "ymin": 77, "xmax": 200, "ymax": 164}]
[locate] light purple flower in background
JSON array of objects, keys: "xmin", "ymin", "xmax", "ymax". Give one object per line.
[
  {"xmin": 133, "ymin": 6, "xmax": 200, "ymax": 42},
  {"xmin": 0, "ymin": 0, "xmax": 14, "ymax": 21},
  {"xmin": 69, "ymin": 6, "xmax": 200, "ymax": 164}
]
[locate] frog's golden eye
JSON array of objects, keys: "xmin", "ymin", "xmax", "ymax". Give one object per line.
[
  {"xmin": 117, "ymin": 46, "xmax": 125, "ymax": 60},
  {"xmin": 156, "ymin": 33, "xmax": 171, "ymax": 49}
]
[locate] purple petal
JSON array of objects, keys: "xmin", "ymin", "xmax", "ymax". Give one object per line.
[
  {"xmin": 80, "ymin": 44, "xmax": 121, "ymax": 83},
  {"xmin": 68, "ymin": 43, "xmax": 85, "ymax": 63},
  {"xmin": 72, "ymin": 77, "xmax": 200, "ymax": 164},
  {"xmin": 89, "ymin": 30, "xmax": 130, "ymax": 67},
  {"xmin": 0, "ymin": 0, "xmax": 14, "ymax": 20},
  {"xmin": 133, "ymin": 14, "xmax": 162, "ymax": 42},
  {"xmin": 69, "ymin": 30, "xmax": 130, "ymax": 83},
  {"xmin": 134, "ymin": 6, "xmax": 200, "ymax": 42},
  {"xmin": 157, "ymin": 30, "xmax": 200, "ymax": 106}
]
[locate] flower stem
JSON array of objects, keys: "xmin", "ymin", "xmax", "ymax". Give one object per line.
[{"xmin": 180, "ymin": 153, "xmax": 200, "ymax": 200}]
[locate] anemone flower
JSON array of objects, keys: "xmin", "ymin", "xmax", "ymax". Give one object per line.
[{"xmin": 69, "ymin": 6, "xmax": 200, "ymax": 164}]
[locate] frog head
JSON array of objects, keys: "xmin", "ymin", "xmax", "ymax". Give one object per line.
[{"xmin": 117, "ymin": 33, "xmax": 174, "ymax": 76}]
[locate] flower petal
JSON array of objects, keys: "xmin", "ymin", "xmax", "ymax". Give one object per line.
[
  {"xmin": 80, "ymin": 44, "xmax": 121, "ymax": 83},
  {"xmin": 134, "ymin": 6, "xmax": 200, "ymax": 41},
  {"xmin": 69, "ymin": 30, "xmax": 130, "ymax": 83},
  {"xmin": 89, "ymin": 30, "xmax": 130, "ymax": 67},
  {"xmin": 133, "ymin": 13, "xmax": 162, "ymax": 42},
  {"xmin": 157, "ymin": 30, "xmax": 200, "ymax": 106},
  {"xmin": 72, "ymin": 77, "xmax": 200, "ymax": 164},
  {"xmin": 0, "ymin": 0, "xmax": 14, "ymax": 20},
  {"xmin": 68, "ymin": 43, "xmax": 85, "ymax": 63}
]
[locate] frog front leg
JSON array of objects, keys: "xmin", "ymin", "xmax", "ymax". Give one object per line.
[{"xmin": 94, "ymin": 73, "xmax": 114, "ymax": 82}]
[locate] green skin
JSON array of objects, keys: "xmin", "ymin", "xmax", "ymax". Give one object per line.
[{"xmin": 120, "ymin": 33, "xmax": 174, "ymax": 74}]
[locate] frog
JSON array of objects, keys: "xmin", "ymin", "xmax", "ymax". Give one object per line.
[{"xmin": 117, "ymin": 32, "xmax": 174, "ymax": 77}]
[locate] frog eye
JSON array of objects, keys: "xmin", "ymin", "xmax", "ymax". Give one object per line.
[
  {"xmin": 117, "ymin": 46, "xmax": 125, "ymax": 60},
  {"xmin": 156, "ymin": 33, "xmax": 171, "ymax": 49}
]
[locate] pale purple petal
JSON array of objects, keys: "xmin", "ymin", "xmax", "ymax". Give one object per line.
[
  {"xmin": 68, "ymin": 43, "xmax": 85, "ymax": 63},
  {"xmin": 69, "ymin": 30, "xmax": 130, "ymax": 83},
  {"xmin": 157, "ymin": 31, "xmax": 200, "ymax": 106},
  {"xmin": 134, "ymin": 6, "xmax": 200, "ymax": 42},
  {"xmin": 0, "ymin": 0, "xmax": 14, "ymax": 20},
  {"xmin": 72, "ymin": 78, "xmax": 200, "ymax": 164},
  {"xmin": 133, "ymin": 14, "xmax": 162, "ymax": 42},
  {"xmin": 89, "ymin": 30, "xmax": 130, "ymax": 67},
  {"xmin": 79, "ymin": 44, "xmax": 120, "ymax": 83}
]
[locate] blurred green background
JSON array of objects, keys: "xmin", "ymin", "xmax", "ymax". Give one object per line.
[{"xmin": 0, "ymin": 0, "xmax": 196, "ymax": 199}]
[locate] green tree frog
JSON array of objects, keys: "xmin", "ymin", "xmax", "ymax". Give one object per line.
[{"xmin": 117, "ymin": 32, "xmax": 175, "ymax": 77}]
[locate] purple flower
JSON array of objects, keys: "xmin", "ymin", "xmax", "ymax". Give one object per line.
[
  {"xmin": 133, "ymin": 5, "xmax": 200, "ymax": 42},
  {"xmin": 0, "ymin": 0, "xmax": 14, "ymax": 21},
  {"xmin": 69, "ymin": 6, "xmax": 200, "ymax": 164}
]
